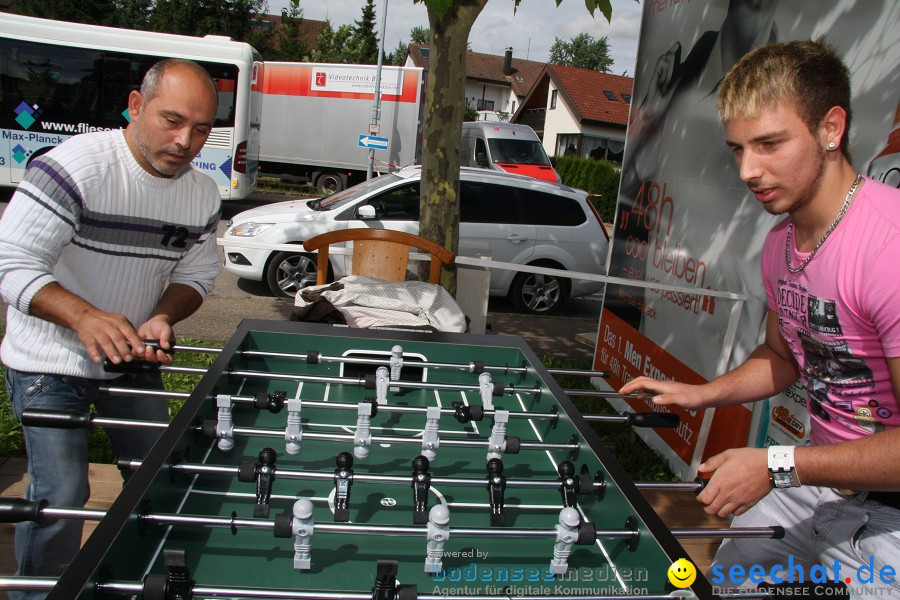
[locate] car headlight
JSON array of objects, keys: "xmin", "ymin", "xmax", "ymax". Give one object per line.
[{"xmin": 227, "ymin": 222, "xmax": 275, "ymax": 237}]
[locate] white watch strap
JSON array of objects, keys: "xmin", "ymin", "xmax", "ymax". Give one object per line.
[{"xmin": 768, "ymin": 445, "xmax": 795, "ymax": 471}]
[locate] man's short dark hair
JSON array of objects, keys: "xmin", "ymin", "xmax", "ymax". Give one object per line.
[{"xmin": 140, "ymin": 58, "xmax": 218, "ymax": 108}]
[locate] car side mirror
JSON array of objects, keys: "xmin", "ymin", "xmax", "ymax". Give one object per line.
[
  {"xmin": 475, "ymin": 151, "xmax": 489, "ymax": 168},
  {"xmin": 358, "ymin": 205, "xmax": 376, "ymax": 219}
]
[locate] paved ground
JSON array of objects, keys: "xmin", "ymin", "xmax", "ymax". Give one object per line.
[{"xmin": 0, "ymin": 192, "xmax": 603, "ymax": 366}]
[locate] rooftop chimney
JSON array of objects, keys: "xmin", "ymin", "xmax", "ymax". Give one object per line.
[{"xmin": 503, "ymin": 48, "xmax": 513, "ymax": 76}]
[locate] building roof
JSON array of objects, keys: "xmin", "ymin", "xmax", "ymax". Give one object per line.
[
  {"xmin": 252, "ymin": 14, "xmax": 327, "ymax": 51},
  {"xmin": 407, "ymin": 43, "xmax": 545, "ymax": 97},
  {"xmin": 546, "ymin": 63, "xmax": 633, "ymax": 127}
]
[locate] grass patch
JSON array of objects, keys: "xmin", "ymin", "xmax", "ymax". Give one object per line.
[
  {"xmin": 543, "ymin": 355, "xmax": 677, "ymax": 483},
  {"xmin": 256, "ymin": 176, "xmax": 319, "ymax": 196}
]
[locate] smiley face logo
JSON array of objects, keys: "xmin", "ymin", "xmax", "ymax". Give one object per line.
[{"xmin": 667, "ymin": 558, "xmax": 697, "ymax": 588}]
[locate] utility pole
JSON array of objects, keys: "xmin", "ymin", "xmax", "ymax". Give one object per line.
[{"xmin": 367, "ymin": 0, "xmax": 389, "ymax": 180}]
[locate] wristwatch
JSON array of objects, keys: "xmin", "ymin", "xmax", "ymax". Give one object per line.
[{"xmin": 768, "ymin": 445, "xmax": 801, "ymax": 488}]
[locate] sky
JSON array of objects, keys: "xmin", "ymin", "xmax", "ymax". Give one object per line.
[{"xmin": 274, "ymin": 0, "xmax": 644, "ymax": 76}]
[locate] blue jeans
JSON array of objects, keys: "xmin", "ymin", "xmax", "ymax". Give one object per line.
[
  {"xmin": 6, "ymin": 368, "xmax": 168, "ymax": 600},
  {"xmin": 713, "ymin": 486, "xmax": 900, "ymax": 598}
]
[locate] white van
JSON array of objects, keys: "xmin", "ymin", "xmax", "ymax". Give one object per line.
[{"xmin": 460, "ymin": 122, "xmax": 560, "ymax": 183}]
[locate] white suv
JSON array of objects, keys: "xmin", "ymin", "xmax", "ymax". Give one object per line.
[{"xmin": 222, "ymin": 166, "xmax": 609, "ymax": 314}]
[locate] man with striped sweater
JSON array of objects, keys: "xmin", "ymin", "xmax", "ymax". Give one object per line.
[{"xmin": 0, "ymin": 59, "xmax": 221, "ymax": 597}]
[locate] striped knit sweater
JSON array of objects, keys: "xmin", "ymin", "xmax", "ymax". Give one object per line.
[{"xmin": 0, "ymin": 130, "xmax": 221, "ymax": 379}]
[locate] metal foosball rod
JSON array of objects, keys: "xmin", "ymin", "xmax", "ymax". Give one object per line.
[
  {"xmin": 115, "ymin": 455, "xmax": 699, "ymax": 494},
  {"xmin": 20, "ymin": 408, "xmax": 566, "ymax": 455},
  {"xmin": 0, "ymin": 497, "xmax": 784, "ymax": 545},
  {"xmin": 0, "ymin": 491, "xmax": 783, "ymax": 600},
  {"xmin": 109, "ymin": 361, "xmax": 537, "ymax": 398},
  {"xmin": 105, "ymin": 348, "xmax": 667, "ymax": 428},
  {"xmin": 24, "ymin": 407, "xmax": 674, "ymax": 458},
  {"xmin": 108, "ymin": 362, "xmax": 633, "ymax": 408},
  {"xmin": 128, "ymin": 341, "xmax": 613, "ymax": 380},
  {"xmin": 100, "ymin": 386, "xmax": 563, "ymax": 422},
  {"xmin": 0, "ymin": 497, "xmax": 783, "ymax": 541},
  {"xmin": 98, "ymin": 386, "xmax": 678, "ymax": 429}
]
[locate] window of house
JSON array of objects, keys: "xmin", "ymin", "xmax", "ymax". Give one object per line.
[
  {"xmin": 550, "ymin": 89, "xmax": 558, "ymax": 109},
  {"xmin": 585, "ymin": 135, "xmax": 625, "ymax": 164},
  {"xmin": 621, "ymin": 93, "xmax": 632, "ymax": 103},
  {"xmin": 603, "ymin": 90, "xmax": 617, "ymax": 101},
  {"xmin": 476, "ymin": 98, "xmax": 494, "ymax": 111},
  {"xmin": 555, "ymin": 133, "xmax": 625, "ymax": 164},
  {"xmin": 555, "ymin": 134, "xmax": 579, "ymax": 157}
]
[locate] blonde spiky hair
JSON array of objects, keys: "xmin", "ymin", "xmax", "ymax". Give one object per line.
[{"xmin": 717, "ymin": 37, "xmax": 852, "ymax": 160}]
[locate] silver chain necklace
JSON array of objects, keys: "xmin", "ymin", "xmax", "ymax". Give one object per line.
[{"xmin": 785, "ymin": 174, "xmax": 862, "ymax": 274}]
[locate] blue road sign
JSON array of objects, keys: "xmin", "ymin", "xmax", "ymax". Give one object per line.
[{"xmin": 358, "ymin": 135, "xmax": 389, "ymax": 150}]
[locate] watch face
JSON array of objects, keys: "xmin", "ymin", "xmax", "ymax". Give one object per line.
[{"xmin": 772, "ymin": 471, "xmax": 793, "ymax": 488}]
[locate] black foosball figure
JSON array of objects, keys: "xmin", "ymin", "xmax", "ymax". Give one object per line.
[
  {"xmin": 334, "ymin": 451, "xmax": 354, "ymax": 522},
  {"xmin": 558, "ymin": 460, "xmax": 578, "ymax": 508},
  {"xmin": 486, "ymin": 458, "xmax": 507, "ymax": 527},
  {"xmin": 238, "ymin": 447, "xmax": 278, "ymax": 518},
  {"xmin": 411, "ymin": 455, "xmax": 432, "ymax": 524}
]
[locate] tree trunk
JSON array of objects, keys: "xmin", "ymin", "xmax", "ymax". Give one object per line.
[{"xmin": 419, "ymin": 0, "xmax": 487, "ymax": 295}]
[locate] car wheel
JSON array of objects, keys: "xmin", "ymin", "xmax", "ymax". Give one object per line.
[
  {"xmin": 265, "ymin": 251, "xmax": 318, "ymax": 298},
  {"xmin": 509, "ymin": 268, "xmax": 569, "ymax": 315},
  {"xmin": 316, "ymin": 172, "xmax": 343, "ymax": 195}
]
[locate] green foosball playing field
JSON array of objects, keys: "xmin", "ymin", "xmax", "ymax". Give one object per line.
[{"xmin": 50, "ymin": 321, "xmax": 715, "ymax": 599}]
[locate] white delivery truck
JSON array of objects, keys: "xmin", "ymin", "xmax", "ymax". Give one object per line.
[
  {"xmin": 460, "ymin": 121, "xmax": 560, "ymax": 183},
  {"xmin": 257, "ymin": 62, "xmax": 423, "ymax": 193}
]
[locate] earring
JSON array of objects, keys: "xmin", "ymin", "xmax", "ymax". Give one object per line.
[{"xmin": 828, "ymin": 141, "xmax": 836, "ymax": 149}]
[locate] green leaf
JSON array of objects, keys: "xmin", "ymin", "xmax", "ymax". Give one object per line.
[
  {"xmin": 419, "ymin": 0, "xmax": 454, "ymax": 19},
  {"xmin": 582, "ymin": 0, "xmax": 613, "ymax": 22}
]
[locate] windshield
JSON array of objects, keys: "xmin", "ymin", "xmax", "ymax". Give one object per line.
[
  {"xmin": 312, "ymin": 174, "xmax": 403, "ymax": 211},
  {"xmin": 488, "ymin": 138, "xmax": 552, "ymax": 166}
]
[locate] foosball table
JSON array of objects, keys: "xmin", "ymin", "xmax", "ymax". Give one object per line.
[{"xmin": 7, "ymin": 320, "xmax": 732, "ymax": 599}]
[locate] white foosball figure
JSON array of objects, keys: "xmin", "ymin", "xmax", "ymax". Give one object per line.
[
  {"xmin": 424, "ymin": 504, "xmax": 451, "ymax": 573},
  {"xmin": 354, "ymin": 402, "xmax": 373, "ymax": 459},
  {"xmin": 375, "ymin": 366, "xmax": 390, "ymax": 404},
  {"xmin": 486, "ymin": 410, "xmax": 509, "ymax": 460},
  {"xmin": 550, "ymin": 507, "xmax": 580, "ymax": 575},
  {"xmin": 421, "ymin": 405, "xmax": 441, "ymax": 461},
  {"xmin": 292, "ymin": 498, "xmax": 315, "ymax": 570},
  {"xmin": 215, "ymin": 394, "xmax": 234, "ymax": 452},
  {"xmin": 478, "ymin": 372, "xmax": 495, "ymax": 411},
  {"xmin": 390, "ymin": 345, "xmax": 403, "ymax": 391},
  {"xmin": 284, "ymin": 397, "xmax": 303, "ymax": 455}
]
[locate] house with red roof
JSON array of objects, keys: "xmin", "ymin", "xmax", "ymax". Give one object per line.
[
  {"xmin": 513, "ymin": 63, "xmax": 633, "ymax": 162},
  {"xmin": 406, "ymin": 43, "xmax": 545, "ymax": 119}
]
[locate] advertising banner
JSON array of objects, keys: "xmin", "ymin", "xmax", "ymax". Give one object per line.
[{"xmin": 596, "ymin": 0, "xmax": 900, "ymax": 477}]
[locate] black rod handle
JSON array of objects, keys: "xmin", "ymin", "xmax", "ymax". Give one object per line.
[
  {"xmin": 22, "ymin": 409, "xmax": 92, "ymax": 429},
  {"xmin": 625, "ymin": 411, "xmax": 680, "ymax": 428}
]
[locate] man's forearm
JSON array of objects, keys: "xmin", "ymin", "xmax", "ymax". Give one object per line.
[
  {"xmin": 145, "ymin": 283, "xmax": 205, "ymax": 327},
  {"xmin": 795, "ymin": 429, "xmax": 900, "ymax": 491},
  {"xmin": 29, "ymin": 282, "xmax": 101, "ymax": 328},
  {"xmin": 702, "ymin": 343, "xmax": 801, "ymax": 408}
]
